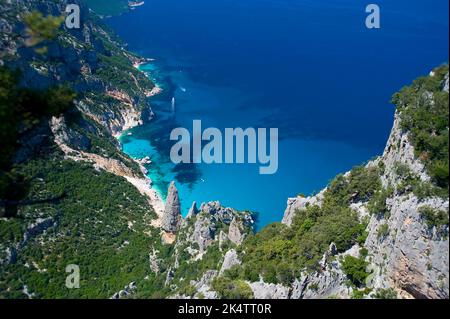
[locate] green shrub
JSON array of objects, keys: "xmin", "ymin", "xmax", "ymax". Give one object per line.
[
  {"xmin": 347, "ymin": 166, "xmax": 382, "ymax": 202},
  {"xmin": 211, "ymin": 277, "xmax": 254, "ymax": 299},
  {"xmin": 419, "ymin": 206, "xmax": 449, "ymax": 229},
  {"xmin": 308, "ymin": 283, "xmax": 319, "ymax": 291},
  {"xmin": 327, "ymin": 166, "xmax": 382, "ymax": 205},
  {"xmin": 351, "ymin": 288, "xmax": 372, "ymax": 299},
  {"xmin": 341, "ymin": 255, "xmax": 370, "ymax": 287},
  {"xmin": 373, "ymin": 288, "xmax": 397, "ymax": 299},
  {"xmin": 178, "ymin": 284, "xmax": 197, "ymax": 297},
  {"xmin": 359, "ymin": 248, "xmax": 369, "ymax": 259},
  {"xmin": 368, "ymin": 187, "xmax": 393, "ymax": 217},
  {"xmin": 377, "ymin": 224, "xmax": 390, "ymax": 240},
  {"xmin": 413, "ymin": 181, "xmax": 449, "ymax": 200}
]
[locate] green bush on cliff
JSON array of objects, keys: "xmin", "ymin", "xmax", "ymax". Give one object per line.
[
  {"xmin": 367, "ymin": 186, "xmax": 393, "ymax": 217},
  {"xmin": 327, "ymin": 165, "xmax": 382, "ymax": 206},
  {"xmin": 341, "ymin": 255, "xmax": 370, "ymax": 287},
  {"xmin": 392, "ymin": 64, "xmax": 449, "ymax": 190},
  {"xmin": 419, "ymin": 206, "xmax": 449, "ymax": 230},
  {"xmin": 373, "ymin": 288, "xmax": 398, "ymax": 299},
  {"xmin": 237, "ymin": 172, "xmax": 371, "ymax": 285},
  {"xmin": 211, "ymin": 277, "xmax": 254, "ymax": 299}
]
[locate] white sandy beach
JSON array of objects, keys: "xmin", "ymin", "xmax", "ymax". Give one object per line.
[{"xmin": 125, "ymin": 176, "xmax": 165, "ymax": 227}]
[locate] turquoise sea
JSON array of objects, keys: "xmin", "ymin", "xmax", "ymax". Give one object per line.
[{"xmin": 109, "ymin": 0, "xmax": 449, "ymax": 228}]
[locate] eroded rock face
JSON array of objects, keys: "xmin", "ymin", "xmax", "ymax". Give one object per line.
[
  {"xmin": 185, "ymin": 202, "xmax": 254, "ymax": 253},
  {"xmin": 282, "ymin": 191, "xmax": 325, "ymax": 226},
  {"xmin": 50, "ymin": 116, "xmax": 91, "ymax": 151},
  {"xmin": 190, "ymin": 270, "xmax": 219, "ymax": 299},
  {"xmin": 249, "ymin": 281, "xmax": 290, "ymax": 299},
  {"xmin": 190, "ymin": 214, "xmax": 217, "ymax": 253},
  {"xmin": 186, "ymin": 201, "xmax": 199, "ymax": 219},
  {"xmin": 162, "ymin": 182, "xmax": 181, "ymax": 233},
  {"xmin": 219, "ymin": 249, "xmax": 241, "ymax": 275},
  {"xmin": 361, "ymin": 74, "xmax": 449, "ymax": 299},
  {"xmin": 442, "ymin": 73, "xmax": 449, "ymax": 93},
  {"xmin": 364, "ymin": 190, "xmax": 449, "ymax": 299},
  {"xmin": 228, "ymin": 218, "xmax": 246, "ymax": 245}
]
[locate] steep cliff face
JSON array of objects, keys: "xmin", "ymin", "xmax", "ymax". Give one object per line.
[
  {"xmin": 372, "ymin": 69, "xmax": 447, "ymax": 299},
  {"xmin": 1, "ymin": 0, "xmax": 154, "ymax": 137},
  {"xmin": 1, "ymin": 0, "xmax": 161, "ymax": 210},
  {"xmin": 276, "ymin": 67, "xmax": 449, "ymax": 299},
  {"xmin": 361, "ymin": 70, "xmax": 449, "ymax": 299},
  {"xmin": 168, "ymin": 66, "xmax": 448, "ymax": 300}
]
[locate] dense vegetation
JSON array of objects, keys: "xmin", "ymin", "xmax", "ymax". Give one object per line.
[
  {"xmin": 419, "ymin": 206, "xmax": 449, "ymax": 232},
  {"xmin": 392, "ymin": 65, "xmax": 449, "ymax": 191},
  {"xmin": 0, "ymin": 159, "xmax": 159, "ymax": 298},
  {"xmin": 341, "ymin": 255, "xmax": 370, "ymax": 287},
  {"xmin": 211, "ymin": 277, "xmax": 254, "ymax": 299},
  {"xmin": 0, "ymin": 5, "xmax": 166, "ymax": 299},
  {"xmin": 222, "ymin": 166, "xmax": 380, "ymax": 286},
  {"xmin": 0, "ymin": 67, "xmax": 75, "ymax": 216}
]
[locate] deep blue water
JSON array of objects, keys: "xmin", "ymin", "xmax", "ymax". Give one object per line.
[{"xmin": 107, "ymin": 0, "xmax": 449, "ymax": 228}]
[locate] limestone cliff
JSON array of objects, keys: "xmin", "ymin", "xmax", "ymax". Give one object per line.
[
  {"xmin": 1, "ymin": 0, "xmax": 162, "ymax": 218},
  {"xmin": 167, "ymin": 66, "xmax": 448, "ymax": 300},
  {"xmin": 276, "ymin": 67, "xmax": 449, "ymax": 299}
]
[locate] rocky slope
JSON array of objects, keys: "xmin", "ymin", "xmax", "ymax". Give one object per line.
[
  {"xmin": 1, "ymin": 0, "xmax": 163, "ymax": 212},
  {"xmin": 269, "ymin": 68, "xmax": 449, "ymax": 299},
  {"xmin": 162, "ymin": 66, "xmax": 448, "ymax": 300},
  {"xmin": 0, "ymin": 0, "xmax": 165, "ymax": 298},
  {"xmin": 0, "ymin": 0, "xmax": 447, "ymax": 300}
]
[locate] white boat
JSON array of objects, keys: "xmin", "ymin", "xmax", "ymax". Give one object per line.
[
  {"xmin": 171, "ymin": 97, "xmax": 176, "ymax": 113},
  {"xmin": 128, "ymin": 1, "xmax": 145, "ymax": 8}
]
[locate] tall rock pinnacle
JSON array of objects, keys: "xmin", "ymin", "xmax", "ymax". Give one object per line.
[{"xmin": 162, "ymin": 181, "xmax": 181, "ymax": 233}]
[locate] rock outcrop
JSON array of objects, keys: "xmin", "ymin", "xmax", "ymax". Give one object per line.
[
  {"xmin": 219, "ymin": 249, "xmax": 241, "ymax": 275},
  {"xmin": 186, "ymin": 202, "xmax": 199, "ymax": 219},
  {"xmin": 190, "ymin": 270, "xmax": 219, "ymax": 299},
  {"xmin": 249, "ymin": 281, "xmax": 290, "ymax": 299},
  {"xmin": 110, "ymin": 282, "xmax": 137, "ymax": 299},
  {"xmin": 361, "ymin": 108, "xmax": 449, "ymax": 299},
  {"xmin": 182, "ymin": 202, "xmax": 254, "ymax": 255},
  {"xmin": 161, "ymin": 182, "xmax": 182, "ymax": 233},
  {"xmin": 282, "ymin": 191, "xmax": 324, "ymax": 226},
  {"xmin": 228, "ymin": 218, "xmax": 246, "ymax": 245}
]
